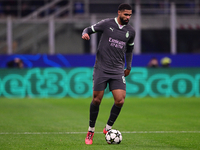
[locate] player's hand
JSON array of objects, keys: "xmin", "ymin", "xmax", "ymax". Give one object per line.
[
  {"xmin": 124, "ymin": 69, "xmax": 130, "ymax": 77},
  {"xmin": 82, "ymin": 33, "xmax": 90, "ymax": 40}
]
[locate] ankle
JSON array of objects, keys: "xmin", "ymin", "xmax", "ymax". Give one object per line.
[{"xmin": 88, "ymin": 126, "xmax": 95, "ymax": 132}]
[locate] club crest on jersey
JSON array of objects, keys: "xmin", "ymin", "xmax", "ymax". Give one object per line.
[{"xmin": 126, "ymin": 31, "xmax": 129, "ymax": 38}]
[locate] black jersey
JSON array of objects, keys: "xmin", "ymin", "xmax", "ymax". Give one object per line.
[{"xmin": 82, "ymin": 18, "xmax": 135, "ymax": 74}]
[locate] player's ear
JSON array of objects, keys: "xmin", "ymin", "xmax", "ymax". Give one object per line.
[{"xmin": 118, "ymin": 10, "xmax": 121, "ymax": 15}]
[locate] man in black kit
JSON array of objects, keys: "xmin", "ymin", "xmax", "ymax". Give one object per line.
[{"xmin": 82, "ymin": 3, "xmax": 135, "ymax": 145}]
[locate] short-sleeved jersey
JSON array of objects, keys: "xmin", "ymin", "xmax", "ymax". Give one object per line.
[{"xmin": 83, "ymin": 18, "xmax": 135, "ymax": 74}]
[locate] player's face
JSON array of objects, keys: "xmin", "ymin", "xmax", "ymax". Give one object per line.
[{"xmin": 118, "ymin": 10, "xmax": 132, "ymax": 25}]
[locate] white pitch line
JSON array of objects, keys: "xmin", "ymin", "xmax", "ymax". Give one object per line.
[{"xmin": 0, "ymin": 131, "xmax": 200, "ymax": 135}]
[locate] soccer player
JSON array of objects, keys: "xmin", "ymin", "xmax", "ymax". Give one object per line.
[{"xmin": 82, "ymin": 3, "xmax": 135, "ymax": 145}]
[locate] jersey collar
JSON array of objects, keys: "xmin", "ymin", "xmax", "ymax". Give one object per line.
[{"xmin": 115, "ymin": 17, "xmax": 126, "ymax": 29}]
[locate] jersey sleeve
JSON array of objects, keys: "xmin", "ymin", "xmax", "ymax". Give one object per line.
[
  {"xmin": 127, "ymin": 30, "xmax": 135, "ymax": 48},
  {"xmin": 82, "ymin": 19, "xmax": 108, "ymax": 36},
  {"xmin": 126, "ymin": 30, "xmax": 135, "ymax": 70}
]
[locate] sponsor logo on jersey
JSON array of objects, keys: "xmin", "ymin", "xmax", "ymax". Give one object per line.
[{"xmin": 109, "ymin": 37, "xmax": 126, "ymax": 49}]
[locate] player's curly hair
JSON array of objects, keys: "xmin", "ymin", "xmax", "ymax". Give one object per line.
[{"xmin": 118, "ymin": 3, "xmax": 132, "ymax": 11}]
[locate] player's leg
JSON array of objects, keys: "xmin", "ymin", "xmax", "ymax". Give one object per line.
[
  {"xmin": 89, "ymin": 90, "xmax": 104, "ymax": 132},
  {"xmin": 88, "ymin": 68, "xmax": 107, "ymax": 131},
  {"xmin": 104, "ymin": 75, "xmax": 126, "ymax": 134},
  {"xmin": 104, "ymin": 89, "xmax": 125, "ymax": 133},
  {"xmin": 85, "ymin": 68, "xmax": 107, "ymax": 144},
  {"xmin": 85, "ymin": 90, "xmax": 104, "ymax": 145}
]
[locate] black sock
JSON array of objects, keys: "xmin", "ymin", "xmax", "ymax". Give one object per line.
[
  {"xmin": 89, "ymin": 102, "xmax": 99, "ymax": 127},
  {"xmin": 107, "ymin": 104, "xmax": 122, "ymax": 126}
]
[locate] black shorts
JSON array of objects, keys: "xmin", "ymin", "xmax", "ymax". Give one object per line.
[{"xmin": 93, "ymin": 68, "xmax": 126, "ymax": 91}]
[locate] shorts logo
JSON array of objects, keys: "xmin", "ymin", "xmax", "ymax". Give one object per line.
[{"xmin": 122, "ymin": 76, "xmax": 126, "ymax": 84}]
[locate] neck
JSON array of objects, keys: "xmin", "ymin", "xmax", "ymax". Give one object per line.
[{"xmin": 117, "ymin": 17, "xmax": 122, "ymax": 25}]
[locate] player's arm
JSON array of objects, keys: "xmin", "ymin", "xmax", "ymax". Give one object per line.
[
  {"xmin": 82, "ymin": 19, "xmax": 106, "ymax": 40},
  {"xmin": 124, "ymin": 34, "xmax": 135, "ymax": 77},
  {"xmin": 124, "ymin": 44, "xmax": 133, "ymax": 77},
  {"xmin": 82, "ymin": 27, "xmax": 92, "ymax": 40}
]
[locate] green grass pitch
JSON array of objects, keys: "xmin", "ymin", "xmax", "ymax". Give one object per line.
[{"xmin": 0, "ymin": 97, "xmax": 200, "ymax": 150}]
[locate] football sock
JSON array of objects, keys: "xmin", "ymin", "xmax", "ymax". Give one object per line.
[
  {"xmin": 89, "ymin": 101, "xmax": 99, "ymax": 128},
  {"xmin": 105, "ymin": 124, "xmax": 112, "ymax": 131},
  {"xmin": 107, "ymin": 104, "xmax": 122, "ymax": 126},
  {"xmin": 88, "ymin": 127, "xmax": 95, "ymax": 132}
]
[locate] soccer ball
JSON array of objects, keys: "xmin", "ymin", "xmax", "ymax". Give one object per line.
[{"xmin": 105, "ymin": 129, "xmax": 122, "ymax": 144}]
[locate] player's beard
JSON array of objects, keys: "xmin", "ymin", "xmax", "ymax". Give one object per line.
[{"xmin": 120, "ymin": 17, "xmax": 129, "ymax": 25}]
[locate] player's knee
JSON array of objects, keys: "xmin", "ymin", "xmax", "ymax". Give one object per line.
[
  {"xmin": 92, "ymin": 97, "xmax": 102, "ymax": 105},
  {"xmin": 92, "ymin": 90, "xmax": 104, "ymax": 105},
  {"xmin": 115, "ymin": 98, "xmax": 124, "ymax": 107}
]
